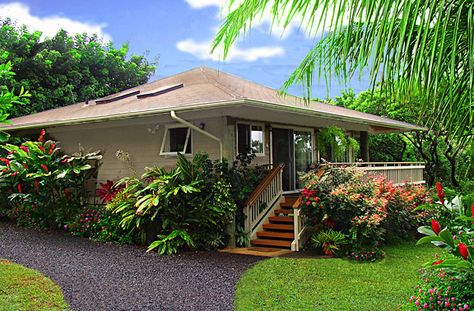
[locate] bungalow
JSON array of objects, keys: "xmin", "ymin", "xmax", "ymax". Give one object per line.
[{"xmin": 1, "ymin": 67, "xmax": 425, "ymax": 250}]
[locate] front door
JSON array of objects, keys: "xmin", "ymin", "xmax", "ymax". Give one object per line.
[{"xmin": 272, "ymin": 128, "xmax": 313, "ymax": 191}]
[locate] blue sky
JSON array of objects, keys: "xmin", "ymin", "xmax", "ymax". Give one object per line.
[{"xmin": 0, "ymin": 0, "xmax": 371, "ymax": 99}]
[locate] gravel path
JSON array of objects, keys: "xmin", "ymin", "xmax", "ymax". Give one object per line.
[{"xmin": 0, "ymin": 222, "xmax": 263, "ymax": 311}]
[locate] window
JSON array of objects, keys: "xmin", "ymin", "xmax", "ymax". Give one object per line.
[
  {"xmin": 160, "ymin": 126, "xmax": 192, "ymax": 155},
  {"xmin": 236, "ymin": 123, "xmax": 264, "ymax": 156}
]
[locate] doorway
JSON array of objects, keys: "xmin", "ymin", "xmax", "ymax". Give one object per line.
[{"xmin": 272, "ymin": 128, "xmax": 313, "ymax": 191}]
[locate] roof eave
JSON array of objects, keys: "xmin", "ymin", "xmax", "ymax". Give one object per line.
[{"xmin": 0, "ymin": 98, "xmax": 426, "ymax": 133}]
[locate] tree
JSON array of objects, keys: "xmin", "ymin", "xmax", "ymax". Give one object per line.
[
  {"xmin": 213, "ymin": 0, "xmax": 473, "ymax": 150},
  {"xmin": 0, "ymin": 20, "xmax": 156, "ymax": 117},
  {"xmin": 0, "ymin": 60, "xmax": 30, "ymax": 141}
]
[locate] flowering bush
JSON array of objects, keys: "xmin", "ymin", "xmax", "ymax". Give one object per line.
[
  {"xmin": 96, "ymin": 180, "xmax": 124, "ymax": 204},
  {"xmin": 408, "ymin": 184, "xmax": 474, "ymax": 309},
  {"xmin": 347, "ymin": 249, "xmax": 385, "ymax": 262},
  {"xmin": 407, "ymin": 268, "xmax": 473, "ymax": 310},
  {"xmin": 67, "ymin": 204, "xmax": 134, "ymax": 244},
  {"xmin": 300, "ymin": 166, "xmax": 430, "ymax": 258},
  {"xmin": 0, "ymin": 130, "xmax": 102, "ymax": 228}
]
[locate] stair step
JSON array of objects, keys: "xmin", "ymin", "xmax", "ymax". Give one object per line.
[
  {"xmin": 263, "ymin": 223, "xmax": 294, "ymax": 231},
  {"xmin": 251, "ymin": 239, "xmax": 292, "ymax": 248},
  {"xmin": 274, "ymin": 209, "xmax": 294, "ymax": 215},
  {"xmin": 269, "ymin": 216, "xmax": 293, "ymax": 223},
  {"xmin": 280, "ymin": 196, "xmax": 300, "ymax": 208},
  {"xmin": 257, "ymin": 231, "xmax": 294, "ymax": 239}
]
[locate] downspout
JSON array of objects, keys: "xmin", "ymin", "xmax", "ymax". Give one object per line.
[{"xmin": 170, "ymin": 110, "xmax": 223, "ymax": 161}]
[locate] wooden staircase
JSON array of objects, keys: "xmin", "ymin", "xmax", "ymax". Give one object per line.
[{"xmin": 250, "ymin": 196, "xmax": 300, "ymax": 249}]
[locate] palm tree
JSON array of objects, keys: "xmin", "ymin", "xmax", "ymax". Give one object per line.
[{"xmin": 212, "ymin": 0, "xmax": 473, "ymax": 148}]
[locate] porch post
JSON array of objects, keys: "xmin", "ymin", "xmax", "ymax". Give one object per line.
[{"xmin": 360, "ymin": 131, "xmax": 370, "ymax": 162}]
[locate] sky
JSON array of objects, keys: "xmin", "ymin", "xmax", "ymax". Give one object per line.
[{"xmin": 0, "ymin": 0, "xmax": 371, "ymax": 99}]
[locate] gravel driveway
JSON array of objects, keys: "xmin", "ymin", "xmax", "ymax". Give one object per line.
[{"xmin": 0, "ymin": 222, "xmax": 263, "ymax": 311}]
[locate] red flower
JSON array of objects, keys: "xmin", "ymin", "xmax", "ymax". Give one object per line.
[
  {"xmin": 0, "ymin": 158, "xmax": 10, "ymax": 166},
  {"xmin": 38, "ymin": 129, "xmax": 46, "ymax": 142},
  {"xmin": 34, "ymin": 179, "xmax": 38, "ymax": 192},
  {"xmin": 435, "ymin": 182, "xmax": 445, "ymax": 204},
  {"xmin": 432, "ymin": 259, "xmax": 444, "ymax": 265},
  {"xmin": 431, "ymin": 219, "xmax": 441, "ymax": 235},
  {"xmin": 40, "ymin": 164, "xmax": 49, "ymax": 173},
  {"xmin": 459, "ymin": 243, "xmax": 469, "ymax": 260},
  {"xmin": 471, "ymin": 204, "xmax": 474, "ymax": 224},
  {"xmin": 17, "ymin": 183, "xmax": 22, "ymax": 193},
  {"xmin": 49, "ymin": 143, "xmax": 55, "ymax": 155},
  {"xmin": 20, "ymin": 145, "xmax": 29, "ymax": 154},
  {"xmin": 38, "ymin": 146, "xmax": 45, "ymax": 153},
  {"xmin": 22, "ymin": 163, "xmax": 27, "ymax": 169}
]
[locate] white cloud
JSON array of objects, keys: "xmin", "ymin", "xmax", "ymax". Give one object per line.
[
  {"xmin": 184, "ymin": 0, "xmax": 226, "ymax": 9},
  {"xmin": 0, "ymin": 2, "xmax": 112, "ymax": 41},
  {"xmin": 176, "ymin": 39, "xmax": 284, "ymax": 62}
]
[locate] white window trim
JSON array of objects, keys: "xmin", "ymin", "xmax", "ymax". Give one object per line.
[
  {"xmin": 236, "ymin": 122, "xmax": 265, "ymax": 157},
  {"xmin": 160, "ymin": 124, "xmax": 193, "ymax": 156}
]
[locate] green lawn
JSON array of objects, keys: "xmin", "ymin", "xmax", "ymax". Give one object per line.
[
  {"xmin": 235, "ymin": 244, "xmax": 440, "ymax": 310},
  {"xmin": 0, "ymin": 259, "xmax": 67, "ymax": 311}
]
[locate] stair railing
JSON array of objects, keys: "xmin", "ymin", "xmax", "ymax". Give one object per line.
[
  {"xmin": 291, "ymin": 196, "xmax": 308, "ymax": 251},
  {"xmin": 243, "ymin": 163, "xmax": 284, "ymax": 241}
]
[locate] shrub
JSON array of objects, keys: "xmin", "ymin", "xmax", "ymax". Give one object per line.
[
  {"xmin": 0, "ymin": 130, "xmax": 101, "ymax": 228},
  {"xmin": 66, "ymin": 204, "xmax": 134, "ymax": 244},
  {"xmin": 300, "ymin": 165, "xmax": 430, "ymax": 258},
  {"xmin": 107, "ymin": 153, "xmax": 237, "ymax": 254}
]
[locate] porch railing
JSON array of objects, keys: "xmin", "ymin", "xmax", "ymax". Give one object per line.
[
  {"xmin": 243, "ymin": 164, "xmax": 284, "ymax": 240},
  {"xmin": 328, "ymin": 162, "xmax": 425, "ymax": 185}
]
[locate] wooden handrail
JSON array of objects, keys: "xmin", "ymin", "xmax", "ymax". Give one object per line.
[{"xmin": 245, "ymin": 163, "xmax": 285, "ymax": 207}]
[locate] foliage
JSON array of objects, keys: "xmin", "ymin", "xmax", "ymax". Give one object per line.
[
  {"xmin": 311, "ymin": 229, "xmax": 348, "ymax": 256},
  {"xmin": 0, "ymin": 61, "xmax": 30, "ymax": 141},
  {"xmin": 213, "ymin": 0, "xmax": 474, "ymax": 149},
  {"xmin": 347, "ymin": 249, "xmax": 385, "ymax": 262},
  {"xmin": 0, "ymin": 19, "xmax": 155, "ymax": 117},
  {"xmin": 235, "ymin": 225, "xmax": 250, "ymax": 247},
  {"xmin": 0, "ymin": 259, "xmax": 67, "ymax": 310},
  {"xmin": 0, "ymin": 130, "xmax": 101, "ymax": 228},
  {"xmin": 226, "ymin": 151, "xmax": 271, "ymax": 228},
  {"xmin": 96, "ymin": 180, "xmax": 125, "ymax": 204},
  {"xmin": 301, "ymin": 166, "xmax": 430, "ymax": 257},
  {"xmin": 234, "ymin": 244, "xmax": 439, "ymax": 310},
  {"xmin": 410, "ymin": 185, "xmax": 474, "ymax": 310},
  {"xmin": 407, "ymin": 268, "xmax": 473, "ymax": 310},
  {"xmin": 107, "ymin": 153, "xmax": 237, "ymax": 254},
  {"xmin": 317, "ymin": 126, "xmax": 359, "ymax": 162},
  {"xmin": 66, "ymin": 204, "xmax": 134, "ymax": 244}
]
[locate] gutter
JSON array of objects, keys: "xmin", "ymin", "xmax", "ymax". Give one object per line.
[{"xmin": 170, "ymin": 110, "xmax": 223, "ymax": 161}]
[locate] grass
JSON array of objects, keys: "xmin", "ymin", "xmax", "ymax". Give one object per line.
[
  {"xmin": 0, "ymin": 259, "xmax": 67, "ymax": 311},
  {"xmin": 235, "ymin": 243, "xmax": 440, "ymax": 310}
]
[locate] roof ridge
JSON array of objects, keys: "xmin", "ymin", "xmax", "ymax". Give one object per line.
[{"xmin": 199, "ymin": 67, "xmax": 241, "ymax": 99}]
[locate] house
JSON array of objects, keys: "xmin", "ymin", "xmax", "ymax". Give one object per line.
[{"xmin": 1, "ymin": 67, "xmax": 425, "ymax": 251}]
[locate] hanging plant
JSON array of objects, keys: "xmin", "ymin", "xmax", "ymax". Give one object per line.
[{"xmin": 318, "ymin": 126, "xmax": 360, "ymax": 161}]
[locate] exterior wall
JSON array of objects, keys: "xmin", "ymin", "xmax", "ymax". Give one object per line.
[{"xmin": 47, "ymin": 116, "xmax": 227, "ymax": 183}]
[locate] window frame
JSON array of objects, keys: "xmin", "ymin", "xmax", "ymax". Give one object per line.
[
  {"xmin": 236, "ymin": 122, "xmax": 265, "ymax": 157},
  {"xmin": 160, "ymin": 124, "xmax": 193, "ymax": 156}
]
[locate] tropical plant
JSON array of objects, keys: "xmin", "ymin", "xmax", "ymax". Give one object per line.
[
  {"xmin": 317, "ymin": 126, "xmax": 359, "ymax": 162},
  {"xmin": 311, "ymin": 229, "xmax": 348, "ymax": 256},
  {"xmin": 107, "ymin": 153, "xmax": 237, "ymax": 254},
  {"xmin": 0, "ymin": 130, "xmax": 102, "ymax": 228},
  {"xmin": 213, "ymin": 0, "xmax": 473, "ymax": 151}
]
